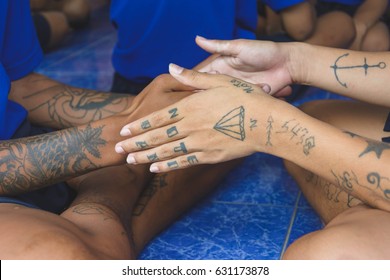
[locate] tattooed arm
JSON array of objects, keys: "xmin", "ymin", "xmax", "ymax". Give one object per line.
[
  {"xmin": 0, "ymin": 117, "xmax": 126, "ymax": 195},
  {"xmin": 9, "ymin": 73, "xmax": 131, "ymax": 129},
  {"xmin": 195, "ymin": 37, "xmax": 390, "ymax": 107},
  {"xmin": 115, "ymin": 67, "xmax": 390, "ymax": 211}
]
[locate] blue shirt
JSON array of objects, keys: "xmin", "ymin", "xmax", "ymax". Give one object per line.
[
  {"xmin": 110, "ymin": 0, "xmax": 257, "ymax": 83},
  {"xmin": 264, "ymin": 0, "xmax": 363, "ymax": 12},
  {"xmin": 0, "ymin": 0, "xmax": 43, "ymax": 140}
]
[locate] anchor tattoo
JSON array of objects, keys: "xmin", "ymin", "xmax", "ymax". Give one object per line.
[{"xmin": 330, "ymin": 53, "xmax": 386, "ymax": 88}]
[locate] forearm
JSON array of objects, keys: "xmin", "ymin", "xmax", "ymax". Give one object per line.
[
  {"xmin": 0, "ymin": 115, "xmax": 126, "ymax": 195},
  {"xmin": 287, "ymin": 42, "xmax": 390, "ymax": 106},
  {"xmin": 265, "ymin": 101, "xmax": 390, "ymax": 211},
  {"xmin": 10, "ymin": 73, "xmax": 131, "ymax": 129}
]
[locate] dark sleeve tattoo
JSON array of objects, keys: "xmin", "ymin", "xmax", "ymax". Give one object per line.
[
  {"xmin": 25, "ymin": 85, "xmax": 129, "ymax": 128},
  {"xmin": 330, "ymin": 53, "xmax": 386, "ymax": 88},
  {"xmin": 0, "ymin": 124, "xmax": 106, "ymax": 195}
]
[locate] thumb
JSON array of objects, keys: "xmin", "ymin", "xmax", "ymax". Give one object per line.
[
  {"xmin": 195, "ymin": 36, "xmax": 239, "ymax": 56},
  {"xmin": 169, "ymin": 63, "xmax": 223, "ymax": 90}
]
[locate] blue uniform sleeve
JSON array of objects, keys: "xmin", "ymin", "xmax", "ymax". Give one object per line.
[
  {"xmin": 263, "ymin": 0, "xmax": 307, "ymax": 12},
  {"xmin": 234, "ymin": 0, "xmax": 257, "ymax": 39},
  {"xmin": 1, "ymin": 0, "xmax": 43, "ymax": 81}
]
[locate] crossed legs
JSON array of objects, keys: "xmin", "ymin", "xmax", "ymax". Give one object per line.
[{"xmin": 283, "ymin": 99, "xmax": 390, "ymax": 259}]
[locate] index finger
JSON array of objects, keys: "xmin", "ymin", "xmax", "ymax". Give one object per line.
[{"xmin": 119, "ymin": 104, "xmax": 183, "ymax": 137}]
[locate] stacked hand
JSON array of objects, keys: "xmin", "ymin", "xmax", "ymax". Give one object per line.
[{"xmin": 115, "ymin": 64, "xmax": 280, "ymax": 172}]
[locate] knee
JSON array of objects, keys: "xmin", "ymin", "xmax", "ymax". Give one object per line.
[
  {"xmin": 282, "ymin": 228, "xmax": 358, "ymax": 259},
  {"xmin": 361, "ymin": 23, "xmax": 390, "ymax": 52},
  {"xmin": 15, "ymin": 229, "xmax": 98, "ymax": 259},
  {"xmin": 62, "ymin": 0, "xmax": 91, "ymax": 28}
]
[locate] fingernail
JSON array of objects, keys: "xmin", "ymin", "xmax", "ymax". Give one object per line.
[
  {"xmin": 115, "ymin": 145, "xmax": 125, "ymax": 154},
  {"xmin": 150, "ymin": 165, "xmax": 159, "ymax": 173},
  {"xmin": 169, "ymin": 63, "xmax": 184, "ymax": 75},
  {"xmin": 196, "ymin": 35, "xmax": 206, "ymax": 41},
  {"xmin": 126, "ymin": 155, "xmax": 136, "ymax": 164},
  {"xmin": 261, "ymin": 84, "xmax": 271, "ymax": 94},
  {"xmin": 120, "ymin": 128, "xmax": 131, "ymax": 136}
]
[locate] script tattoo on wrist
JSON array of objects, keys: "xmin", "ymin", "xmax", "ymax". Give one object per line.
[
  {"xmin": 330, "ymin": 53, "xmax": 386, "ymax": 88},
  {"xmin": 214, "ymin": 106, "xmax": 245, "ymax": 141},
  {"xmin": 230, "ymin": 79, "xmax": 254, "ymax": 93},
  {"xmin": 277, "ymin": 119, "xmax": 315, "ymax": 155}
]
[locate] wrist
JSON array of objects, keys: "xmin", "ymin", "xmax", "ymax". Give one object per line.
[{"xmin": 283, "ymin": 42, "xmax": 310, "ymax": 85}]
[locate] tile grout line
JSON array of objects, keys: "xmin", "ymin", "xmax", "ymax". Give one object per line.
[
  {"xmin": 39, "ymin": 33, "xmax": 114, "ymax": 70},
  {"xmin": 279, "ymin": 191, "xmax": 301, "ymax": 259}
]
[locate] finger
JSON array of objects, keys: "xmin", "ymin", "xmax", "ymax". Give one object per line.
[
  {"xmin": 116, "ymin": 120, "xmax": 185, "ymax": 154},
  {"xmin": 125, "ymin": 139, "xmax": 193, "ymax": 165},
  {"xmin": 195, "ymin": 36, "xmax": 240, "ymax": 57},
  {"xmin": 148, "ymin": 152, "xmax": 204, "ymax": 173},
  {"xmin": 169, "ymin": 63, "xmax": 228, "ymax": 90}
]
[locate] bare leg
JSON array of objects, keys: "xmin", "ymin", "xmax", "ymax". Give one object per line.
[
  {"xmin": 131, "ymin": 160, "xmax": 242, "ymax": 256},
  {"xmin": 305, "ymin": 11, "xmax": 356, "ymax": 48},
  {"xmin": 283, "ymin": 100, "xmax": 390, "ymax": 259},
  {"xmin": 361, "ymin": 21, "xmax": 390, "ymax": 52},
  {"xmin": 0, "ymin": 165, "xmax": 149, "ymax": 259}
]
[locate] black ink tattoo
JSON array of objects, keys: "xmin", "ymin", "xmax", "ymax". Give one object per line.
[
  {"xmin": 250, "ymin": 118, "xmax": 257, "ymax": 131},
  {"xmin": 135, "ymin": 141, "xmax": 149, "ymax": 149},
  {"xmin": 147, "ymin": 153, "xmax": 159, "ymax": 162},
  {"xmin": 27, "ymin": 86, "xmax": 129, "ymax": 128},
  {"xmin": 141, "ymin": 120, "xmax": 151, "ymax": 130},
  {"xmin": 266, "ymin": 115, "xmax": 274, "ymax": 146},
  {"xmin": 305, "ymin": 171, "xmax": 358, "ymax": 207},
  {"xmin": 359, "ymin": 139, "xmax": 390, "ymax": 159},
  {"xmin": 0, "ymin": 124, "xmax": 106, "ymax": 195},
  {"xmin": 173, "ymin": 142, "xmax": 188, "ymax": 154},
  {"xmin": 187, "ymin": 155, "xmax": 199, "ymax": 165},
  {"xmin": 166, "ymin": 126, "xmax": 179, "ymax": 138},
  {"xmin": 214, "ymin": 106, "xmax": 245, "ymax": 141},
  {"xmin": 169, "ymin": 108, "xmax": 178, "ymax": 118},
  {"xmin": 330, "ymin": 53, "xmax": 386, "ymax": 88},
  {"xmin": 332, "ymin": 169, "xmax": 390, "ymax": 202},
  {"xmin": 277, "ymin": 119, "xmax": 315, "ymax": 155},
  {"xmin": 343, "ymin": 131, "xmax": 359, "ymax": 138},
  {"xmin": 167, "ymin": 160, "xmax": 179, "ymax": 169},
  {"xmin": 72, "ymin": 203, "xmax": 117, "ymax": 221},
  {"xmin": 133, "ymin": 174, "xmax": 168, "ymax": 216},
  {"xmin": 230, "ymin": 79, "xmax": 254, "ymax": 93}
]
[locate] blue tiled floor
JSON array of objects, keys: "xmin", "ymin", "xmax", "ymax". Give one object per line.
[{"xmin": 37, "ymin": 3, "xmax": 325, "ymax": 260}]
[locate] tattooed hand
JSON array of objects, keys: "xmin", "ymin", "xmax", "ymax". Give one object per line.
[
  {"xmin": 195, "ymin": 36, "xmax": 293, "ymax": 97},
  {"xmin": 115, "ymin": 65, "xmax": 279, "ymax": 172}
]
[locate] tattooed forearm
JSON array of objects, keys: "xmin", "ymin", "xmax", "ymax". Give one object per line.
[
  {"xmin": 331, "ymin": 169, "xmax": 390, "ymax": 204},
  {"xmin": 330, "ymin": 53, "xmax": 386, "ymax": 88},
  {"xmin": 0, "ymin": 124, "xmax": 106, "ymax": 195},
  {"xmin": 230, "ymin": 79, "xmax": 254, "ymax": 93},
  {"xmin": 214, "ymin": 106, "xmax": 245, "ymax": 141},
  {"xmin": 277, "ymin": 119, "xmax": 315, "ymax": 155},
  {"xmin": 305, "ymin": 171, "xmax": 358, "ymax": 207},
  {"xmin": 26, "ymin": 85, "xmax": 129, "ymax": 128},
  {"xmin": 359, "ymin": 139, "xmax": 390, "ymax": 159}
]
